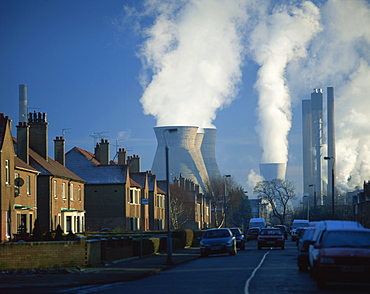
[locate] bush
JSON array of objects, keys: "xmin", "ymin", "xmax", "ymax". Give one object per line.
[
  {"xmin": 192, "ymin": 230, "xmax": 205, "ymax": 246},
  {"xmin": 132, "ymin": 238, "xmax": 155, "ymax": 256},
  {"xmin": 185, "ymin": 229, "xmax": 194, "ymax": 247},
  {"xmin": 171, "ymin": 230, "xmax": 186, "ymax": 248},
  {"xmin": 149, "ymin": 238, "xmax": 160, "ymax": 254}
]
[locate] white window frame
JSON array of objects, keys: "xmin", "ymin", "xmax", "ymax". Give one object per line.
[
  {"xmin": 62, "ymin": 182, "xmax": 66, "ymax": 199},
  {"xmin": 5, "ymin": 160, "xmax": 10, "ymax": 185},
  {"xmin": 70, "ymin": 183, "xmax": 74, "ymax": 201},
  {"xmin": 53, "ymin": 180, "xmax": 57, "ymax": 198},
  {"xmin": 27, "ymin": 175, "xmax": 31, "ymax": 196}
]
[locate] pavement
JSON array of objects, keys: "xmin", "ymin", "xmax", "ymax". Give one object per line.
[{"xmin": 0, "ymin": 247, "xmax": 200, "ymax": 290}]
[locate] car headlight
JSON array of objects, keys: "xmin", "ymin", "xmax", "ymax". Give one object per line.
[{"xmin": 320, "ymin": 257, "xmax": 335, "ymax": 264}]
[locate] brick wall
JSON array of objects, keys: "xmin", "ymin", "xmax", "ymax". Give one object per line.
[{"xmin": 0, "ymin": 237, "xmax": 134, "ymax": 270}]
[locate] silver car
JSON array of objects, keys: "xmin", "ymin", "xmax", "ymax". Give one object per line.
[{"xmin": 200, "ymin": 228, "xmax": 237, "ymax": 257}]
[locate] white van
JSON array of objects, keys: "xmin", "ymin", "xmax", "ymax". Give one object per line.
[
  {"xmin": 249, "ymin": 218, "xmax": 266, "ymax": 229},
  {"xmin": 291, "ymin": 219, "xmax": 310, "ymax": 241}
]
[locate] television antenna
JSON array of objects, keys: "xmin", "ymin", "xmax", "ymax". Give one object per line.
[{"xmin": 89, "ymin": 131, "xmax": 109, "ymax": 146}]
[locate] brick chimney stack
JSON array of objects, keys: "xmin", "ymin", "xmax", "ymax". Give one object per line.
[
  {"xmin": 28, "ymin": 111, "xmax": 48, "ymax": 160},
  {"xmin": 54, "ymin": 136, "xmax": 65, "ymax": 165},
  {"xmin": 128, "ymin": 154, "xmax": 141, "ymax": 173},
  {"xmin": 16, "ymin": 122, "xmax": 30, "ymax": 164},
  {"xmin": 95, "ymin": 138, "xmax": 110, "ymax": 165},
  {"xmin": 117, "ymin": 148, "xmax": 127, "ymax": 165}
]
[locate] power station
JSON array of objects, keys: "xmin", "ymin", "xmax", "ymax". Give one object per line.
[
  {"xmin": 151, "ymin": 126, "xmax": 222, "ymax": 192},
  {"xmin": 302, "ymin": 87, "xmax": 336, "ymax": 206}
]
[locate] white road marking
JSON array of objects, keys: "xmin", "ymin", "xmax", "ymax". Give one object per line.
[{"xmin": 244, "ymin": 251, "xmax": 270, "ymax": 294}]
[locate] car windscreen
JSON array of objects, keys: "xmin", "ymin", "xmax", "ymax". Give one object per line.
[
  {"xmin": 203, "ymin": 230, "xmax": 230, "ymax": 238},
  {"xmin": 230, "ymin": 229, "xmax": 241, "ymax": 236},
  {"xmin": 322, "ymin": 231, "xmax": 370, "ymax": 248}
]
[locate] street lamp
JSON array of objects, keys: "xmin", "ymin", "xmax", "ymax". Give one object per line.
[
  {"xmin": 308, "ymin": 184, "xmax": 317, "ymax": 208},
  {"xmin": 163, "ymin": 128, "xmax": 178, "ymax": 265},
  {"xmin": 223, "ymin": 175, "xmax": 231, "ymax": 228},
  {"xmin": 324, "ymin": 156, "xmax": 335, "ymax": 217}
]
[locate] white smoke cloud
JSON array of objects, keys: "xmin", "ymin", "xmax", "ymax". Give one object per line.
[
  {"xmin": 132, "ymin": 0, "xmax": 370, "ymax": 192},
  {"xmin": 287, "ymin": 0, "xmax": 370, "ymax": 191},
  {"xmin": 137, "ymin": 0, "xmax": 249, "ymax": 128},
  {"xmin": 249, "ymin": 1, "xmax": 321, "ymax": 164}
]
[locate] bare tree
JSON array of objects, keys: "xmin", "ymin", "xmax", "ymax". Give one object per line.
[
  {"xmin": 204, "ymin": 177, "xmax": 225, "ymax": 228},
  {"xmin": 204, "ymin": 176, "xmax": 251, "ymax": 228},
  {"xmin": 169, "ymin": 184, "xmax": 193, "ymax": 229},
  {"xmin": 253, "ymin": 179, "xmax": 296, "ymax": 225}
]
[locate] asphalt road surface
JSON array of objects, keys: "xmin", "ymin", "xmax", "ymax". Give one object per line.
[
  {"xmin": 7, "ymin": 240, "xmax": 370, "ymax": 294},
  {"xmin": 56, "ymin": 240, "xmax": 370, "ymax": 294}
]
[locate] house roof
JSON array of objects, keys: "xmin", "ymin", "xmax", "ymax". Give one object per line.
[
  {"xmin": 70, "ymin": 147, "xmax": 100, "ymax": 165},
  {"xmin": 14, "ymin": 156, "xmax": 39, "ymax": 173},
  {"xmin": 66, "ymin": 146, "xmax": 129, "ymax": 185},
  {"xmin": 29, "ymin": 149, "xmax": 85, "ymax": 182},
  {"xmin": 130, "ymin": 172, "xmax": 148, "ymax": 188},
  {"xmin": 130, "ymin": 178, "xmax": 141, "ymax": 188},
  {"xmin": 0, "ymin": 113, "xmax": 10, "ymax": 151}
]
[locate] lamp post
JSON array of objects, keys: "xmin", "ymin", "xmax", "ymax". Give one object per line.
[
  {"xmin": 163, "ymin": 128, "xmax": 178, "ymax": 265},
  {"xmin": 324, "ymin": 156, "xmax": 335, "ymax": 217},
  {"xmin": 308, "ymin": 184, "xmax": 317, "ymax": 208},
  {"xmin": 223, "ymin": 175, "xmax": 231, "ymax": 228}
]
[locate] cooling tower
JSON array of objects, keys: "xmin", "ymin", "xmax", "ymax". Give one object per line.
[
  {"xmin": 259, "ymin": 163, "xmax": 286, "ymax": 181},
  {"xmin": 201, "ymin": 128, "xmax": 221, "ymax": 181},
  {"xmin": 151, "ymin": 126, "xmax": 210, "ymax": 192},
  {"xmin": 19, "ymin": 84, "xmax": 28, "ymax": 123}
]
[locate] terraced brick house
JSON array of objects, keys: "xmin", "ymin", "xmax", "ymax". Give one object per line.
[
  {"xmin": 0, "ymin": 113, "xmax": 39, "ymax": 242},
  {"xmin": 16, "ymin": 112, "xmax": 86, "ymax": 235}
]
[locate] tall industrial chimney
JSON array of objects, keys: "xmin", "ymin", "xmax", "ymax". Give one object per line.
[
  {"xmin": 327, "ymin": 87, "xmax": 336, "ymax": 200},
  {"xmin": 311, "ymin": 88, "xmax": 323, "ymax": 205},
  {"xmin": 19, "ymin": 84, "xmax": 28, "ymax": 123},
  {"xmin": 151, "ymin": 126, "xmax": 210, "ymax": 192},
  {"xmin": 302, "ymin": 99, "xmax": 314, "ymax": 196},
  {"xmin": 259, "ymin": 163, "xmax": 286, "ymax": 181}
]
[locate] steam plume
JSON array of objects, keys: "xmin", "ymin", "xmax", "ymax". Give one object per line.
[
  {"xmin": 137, "ymin": 0, "xmax": 248, "ymax": 128},
  {"xmin": 287, "ymin": 0, "xmax": 370, "ymax": 191},
  {"xmin": 249, "ymin": 1, "xmax": 321, "ymax": 163}
]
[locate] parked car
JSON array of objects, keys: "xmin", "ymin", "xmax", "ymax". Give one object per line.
[
  {"xmin": 297, "ymin": 227, "xmax": 316, "ymax": 272},
  {"xmin": 291, "ymin": 219, "xmax": 309, "ymax": 241},
  {"xmin": 295, "ymin": 228, "xmax": 306, "ymax": 245},
  {"xmin": 246, "ymin": 227, "xmax": 260, "ymax": 241},
  {"xmin": 229, "ymin": 228, "xmax": 245, "ymax": 250},
  {"xmin": 274, "ymin": 225, "xmax": 288, "ymax": 239},
  {"xmin": 200, "ymin": 228, "xmax": 237, "ymax": 257},
  {"xmin": 257, "ymin": 228, "xmax": 285, "ymax": 250},
  {"xmin": 308, "ymin": 220, "xmax": 364, "ymax": 279},
  {"xmin": 314, "ymin": 228, "xmax": 370, "ymax": 288}
]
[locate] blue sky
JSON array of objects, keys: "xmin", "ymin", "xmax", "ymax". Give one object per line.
[{"xmin": 1, "ymin": 0, "xmax": 370, "ymax": 199}]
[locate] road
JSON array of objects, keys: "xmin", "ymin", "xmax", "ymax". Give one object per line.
[{"xmin": 9, "ymin": 240, "xmax": 370, "ymax": 294}]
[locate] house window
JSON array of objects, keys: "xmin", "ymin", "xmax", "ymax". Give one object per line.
[
  {"xmin": 53, "ymin": 180, "xmax": 57, "ymax": 198},
  {"xmin": 70, "ymin": 183, "xmax": 74, "ymax": 201},
  {"xmin": 27, "ymin": 175, "xmax": 31, "ymax": 196},
  {"xmin": 78, "ymin": 186, "xmax": 82, "ymax": 201},
  {"xmin": 62, "ymin": 182, "xmax": 66, "ymax": 199},
  {"xmin": 5, "ymin": 160, "xmax": 10, "ymax": 184}
]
